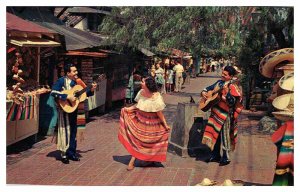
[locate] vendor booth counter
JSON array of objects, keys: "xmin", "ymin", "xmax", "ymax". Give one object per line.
[{"xmin": 6, "ymin": 95, "xmax": 40, "ymax": 146}]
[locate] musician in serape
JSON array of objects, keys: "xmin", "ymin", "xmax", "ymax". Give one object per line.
[
  {"xmin": 201, "ymin": 66, "xmax": 243, "ymax": 166},
  {"xmin": 118, "ymin": 76, "xmax": 170, "ymax": 171},
  {"xmin": 51, "ymin": 63, "xmax": 97, "ymax": 164}
]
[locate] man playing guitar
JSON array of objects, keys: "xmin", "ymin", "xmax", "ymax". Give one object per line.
[
  {"xmin": 201, "ymin": 66, "xmax": 243, "ymax": 166},
  {"xmin": 51, "ymin": 63, "xmax": 97, "ymax": 164}
]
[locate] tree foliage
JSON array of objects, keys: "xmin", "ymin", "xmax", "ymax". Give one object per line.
[
  {"xmin": 98, "ymin": 7, "xmax": 245, "ymax": 57},
  {"xmin": 98, "ymin": 6, "xmax": 293, "ymax": 60}
]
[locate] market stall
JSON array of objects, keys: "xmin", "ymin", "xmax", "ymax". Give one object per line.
[{"xmin": 6, "ymin": 12, "xmax": 60, "ymax": 145}]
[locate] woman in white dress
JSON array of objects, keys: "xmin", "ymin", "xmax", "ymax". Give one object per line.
[{"xmin": 118, "ymin": 77, "xmax": 170, "ymax": 171}]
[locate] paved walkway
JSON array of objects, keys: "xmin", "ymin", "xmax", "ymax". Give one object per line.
[{"xmin": 6, "ymin": 72, "xmax": 277, "ymax": 186}]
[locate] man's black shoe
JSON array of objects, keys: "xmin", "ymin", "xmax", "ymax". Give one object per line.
[
  {"xmin": 205, "ymin": 155, "xmax": 221, "ymax": 163},
  {"xmin": 219, "ymin": 157, "xmax": 230, "ymax": 166},
  {"xmin": 68, "ymin": 155, "xmax": 80, "ymax": 161},
  {"xmin": 62, "ymin": 157, "xmax": 69, "ymax": 164}
]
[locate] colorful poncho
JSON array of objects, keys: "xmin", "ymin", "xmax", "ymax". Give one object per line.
[
  {"xmin": 272, "ymin": 121, "xmax": 294, "ymax": 186},
  {"xmin": 201, "ymin": 80, "xmax": 243, "ymax": 151}
]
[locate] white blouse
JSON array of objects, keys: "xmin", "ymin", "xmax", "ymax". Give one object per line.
[{"xmin": 135, "ymin": 89, "xmax": 166, "ymax": 112}]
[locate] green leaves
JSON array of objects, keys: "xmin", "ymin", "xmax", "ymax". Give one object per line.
[{"xmin": 98, "ymin": 6, "xmax": 293, "ymax": 60}]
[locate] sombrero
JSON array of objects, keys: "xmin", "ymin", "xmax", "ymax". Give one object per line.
[
  {"xmin": 276, "ymin": 63, "xmax": 294, "ymax": 75},
  {"xmin": 222, "ymin": 179, "xmax": 234, "ymax": 186},
  {"xmin": 195, "ymin": 178, "xmax": 217, "ymax": 186},
  {"xmin": 272, "ymin": 111, "xmax": 294, "ymax": 121},
  {"xmin": 272, "ymin": 93, "xmax": 294, "ymax": 111},
  {"xmin": 278, "ymin": 72, "xmax": 294, "ymax": 91},
  {"xmin": 259, "ymin": 48, "xmax": 294, "ymax": 78},
  {"xmin": 272, "ymin": 93, "xmax": 294, "ymax": 121}
]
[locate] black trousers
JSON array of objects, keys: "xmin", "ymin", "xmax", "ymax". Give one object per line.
[
  {"xmin": 211, "ymin": 128, "xmax": 229, "ymax": 159},
  {"xmin": 65, "ymin": 110, "xmax": 78, "ymax": 157}
]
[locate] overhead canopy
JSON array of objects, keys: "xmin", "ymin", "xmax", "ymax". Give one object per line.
[
  {"xmin": 7, "ymin": 12, "xmax": 60, "ymax": 47},
  {"xmin": 67, "ymin": 7, "xmax": 111, "ymax": 15},
  {"xmin": 62, "ymin": 51, "xmax": 107, "ymax": 57},
  {"xmin": 7, "ymin": 7, "xmax": 109, "ymax": 51},
  {"xmin": 139, "ymin": 47, "xmax": 155, "ymax": 57},
  {"xmin": 171, "ymin": 48, "xmax": 190, "ymax": 57},
  {"xmin": 6, "ymin": 12, "xmax": 57, "ymax": 36},
  {"xmin": 8, "ymin": 37, "xmax": 60, "ymax": 47},
  {"xmin": 39, "ymin": 22, "xmax": 108, "ymax": 50}
]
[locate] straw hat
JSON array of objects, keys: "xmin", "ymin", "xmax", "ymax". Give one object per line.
[
  {"xmin": 278, "ymin": 72, "xmax": 294, "ymax": 91},
  {"xmin": 276, "ymin": 63, "xmax": 294, "ymax": 75},
  {"xmin": 259, "ymin": 48, "xmax": 294, "ymax": 78},
  {"xmin": 272, "ymin": 111, "xmax": 294, "ymax": 121},
  {"xmin": 272, "ymin": 93, "xmax": 294, "ymax": 121},
  {"xmin": 222, "ymin": 179, "xmax": 234, "ymax": 186},
  {"xmin": 195, "ymin": 178, "xmax": 217, "ymax": 186},
  {"xmin": 272, "ymin": 93, "xmax": 294, "ymax": 111}
]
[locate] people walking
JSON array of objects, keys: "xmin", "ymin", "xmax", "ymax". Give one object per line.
[
  {"xmin": 201, "ymin": 66, "xmax": 243, "ymax": 166},
  {"xmin": 118, "ymin": 77, "xmax": 170, "ymax": 171},
  {"xmin": 166, "ymin": 65, "xmax": 174, "ymax": 92},
  {"xmin": 173, "ymin": 60, "xmax": 184, "ymax": 92},
  {"xmin": 154, "ymin": 62, "xmax": 166, "ymax": 94}
]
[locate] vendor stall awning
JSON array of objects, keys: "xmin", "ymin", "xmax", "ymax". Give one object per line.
[
  {"xmin": 8, "ymin": 37, "xmax": 60, "ymax": 47},
  {"xmin": 139, "ymin": 47, "xmax": 155, "ymax": 57},
  {"xmin": 63, "ymin": 51, "xmax": 107, "ymax": 57},
  {"xmin": 7, "ymin": 7, "xmax": 110, "ymax": 51},
  {"xmin": 7, "ymin": 12, "xmax": 57, "ymax": 35}
]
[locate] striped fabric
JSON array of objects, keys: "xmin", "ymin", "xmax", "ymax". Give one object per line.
[
  {"xmin": 272, "ymin": 121, "xmax": 294, "ymax": 186},
  {"xmin": 118, "ymin": 108, "xmax": 169, "ymax": 162},
  {"xmin": 6, "ymin": 95, "xmax": 35, "ymax": 121},
  {"xmin": 76, "ymin": 78, "xmax": 87, "ymax": 142},
  {"xmin": 202, "ymin": 83, "xmax": 242, "ymax": 151}
]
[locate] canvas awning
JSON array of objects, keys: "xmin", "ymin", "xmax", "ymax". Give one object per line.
[
  {"xmin": 7, "ymin": 8, "xmax": 109, "ymax": 51},
  {"xmin": 137, "ymin": 45, "xmax": 155, "ymax": 57},
  {"xmin": 6, "ymin": 12, "xmax": 57, "ymax": 36},
  {"xmin": 62, "ymin": 51, "xmax": 107, "ymax": 57},
  {"xmin": 8, "ymin": 37, "xmax": 61, "ymax": 47}
]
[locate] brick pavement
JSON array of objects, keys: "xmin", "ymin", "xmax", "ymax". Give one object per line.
[{"xmin": 6, "ymin": 72, "xmax": 277, "ymax": 186}]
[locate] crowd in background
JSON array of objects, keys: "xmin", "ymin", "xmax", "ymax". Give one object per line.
[{"xmin": 125, "ymin": 57, "xmax": 237, "ymax": 105}]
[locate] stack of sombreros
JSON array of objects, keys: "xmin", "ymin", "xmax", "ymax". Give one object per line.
[
  {"xmin": 272, "ymin": 72, "xmax": 294, "ymax": 121},
  {"xmin": 259, "ymin": 48, "xmax": 294, "ymax": 103},
  {"xmin": 195, "ymin": 178, "xmax": 245, "ymax": 186}
]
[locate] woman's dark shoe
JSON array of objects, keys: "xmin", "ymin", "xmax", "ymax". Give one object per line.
[
  {"xmin": 61, "ymin": 157, "xmax": 69, "ymax": 164},
  {"xmin": 219, "ymin": 157, "xmax": 230, "ymax": 166},
  {"xmin": 206, "ymin": 155, "xmax": 221, "ymax": 163}
]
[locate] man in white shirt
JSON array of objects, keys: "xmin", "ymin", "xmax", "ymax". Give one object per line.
[{"xmin": 173, "ymin": 60, "xmax": 184, "ymax": 92}]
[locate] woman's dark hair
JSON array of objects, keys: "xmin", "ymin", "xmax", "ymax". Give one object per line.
[
  {"xmin": 64, "ymin": 63, "xmax": 75, "ymax": 73},
  {"xmin": 224, "ymin": 66, "xmax": 237, "ymax": 76},
  {"xmin": 144, "ymin": 77, "xmax": 158, "ymax": 93}
]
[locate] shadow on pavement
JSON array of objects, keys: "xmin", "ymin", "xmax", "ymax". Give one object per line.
[
  {"xmin": 46, "ymin": 150, "xmax": 62, "ymax": 160},
  {"xmin": 242, "ymin": 181, "xmax": 271, "ymax": 186},
  {"xmin": 113, "ymin": 155, "xmax": 131, "ymax": 165}
]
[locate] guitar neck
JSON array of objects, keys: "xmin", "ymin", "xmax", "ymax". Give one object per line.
[
  {"xmin": 75, "ymin": 84, "xmax": 92, "ymax": 97},
  {"xmin": 74, "ymin": 74, "xmax": 105, "ymax": 97}
]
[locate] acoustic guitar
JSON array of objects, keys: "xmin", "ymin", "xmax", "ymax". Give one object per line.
[
  {"xmin": 59, "ymin": 74, "xmax": 106, "ymax": 113},
  {"xmin": 199, "ymin": 80, "xmax": 237, "ymax": 112}
]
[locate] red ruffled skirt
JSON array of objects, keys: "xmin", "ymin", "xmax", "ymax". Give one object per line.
[{"xmin": 118, "ymin": 108, "xmax": 169, "ymax": 162}]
